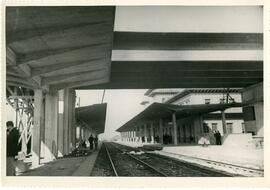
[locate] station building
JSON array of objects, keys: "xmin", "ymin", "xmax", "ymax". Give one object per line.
[
  {"xmin": 117, "ymin": 85, "xmax": 263, "ymax": 147},
  {"xmin": 144, "ymin": 88, "xmax": 244, "ymax": 134}
]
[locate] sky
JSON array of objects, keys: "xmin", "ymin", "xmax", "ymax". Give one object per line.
[{"xmin": 76, "ymin": 89, "xmax": 148, "ymax": 140}]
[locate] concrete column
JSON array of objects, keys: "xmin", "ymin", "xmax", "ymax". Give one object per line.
[
  {"xmin": 221, "ymin": 110, "xmax": 227, "ymax": 134},
  {"xmin": 127, "ymin": 131, "xmax": 129, "ymax": 141},
  {"xmin": 150, "ymin": 122, "xmax": 154, "ymax": 143},
  {"xmin": 133, "ymin": 130, "xmax": 136, "ymax": 142},
  {"xmin": 77, "ymin": 126, "xmax": 81, "ymax": 140},
  {"xmin": 80, "ymin": 127, "xmax": 84, "ymax": 140},
  {"xmin": 40, "ymin": 96, "xmax": 45, "ymax": 160},
  {"xmin": 57, "ymin": 90, "xmax": 64, "ymax": 157},
  {"xmin": 129, "ymin": 131, "xmax": 132, "ymax": 142},
  {"xmin": 32, "ymin": 89, "xmax": 44, "ymax": 166},
  {"xmin": 144, "ymin": 124, "xmax": 148, "ymax": 143},
  {"xmin": 44, "ymin": 91, "xmax": 58, "ymax": 162},
  {"xmin": 62, "ymin": 88, "xmax": 76, "ymax": 155},
  {"xmin": 137, "ymin": 126, "xmax": 141, "ymax": 142},
  {"xmin": 127, "ymin": 131, "xmax": 129, "ymax": 142},
  {"xmin": 159, "ymin": 119, "xmax": 164, "ymax": 144},
  {"xmin": 172, "ymin": 112, "xmax": 178, "ymax": 145},
  {"xmin": 71, "ymin": 90, "xmax": 76, "ymax": 151},
  {"xmin": 137, "ymin": 127, "xmax": 140, "ymax": 142},
  {"xmin": 63, "ymin": 88, "xmax": 70, "ymax": 155},
  {"xmin": 254, "ymin": 102, "xmax": 263, "ymax": 136}
]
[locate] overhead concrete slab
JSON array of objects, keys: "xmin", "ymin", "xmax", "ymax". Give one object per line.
[{"xmin": 76, "ymin": 103, "xmax": 107, "ymax": 134}]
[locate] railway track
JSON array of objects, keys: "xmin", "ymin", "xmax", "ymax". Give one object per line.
[
  {"xmin": 114, "ymin": 143, "xmax": 263, "ymax": 177},
  {"xmin": 91, "ymin": 142, "xmax": 234, "ymax": 176},
  {"xmin": 155, "ymin": 150, "xmax": 264, "ymax": 177},
  {"xmin": 112, "ymin": 143, "xmax": 232, "ymax": 177},
  {"xmin": 104, "ymin": 142, "xmax": 167, "ymax": 176}
]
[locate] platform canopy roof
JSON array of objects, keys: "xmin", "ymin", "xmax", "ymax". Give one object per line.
[
  {"xmin": 6, "ymin": 6, "xmax": 263, "ymax": 92},
  {"xmin": 116, "ymin": 102, "xmax": 243, "ymax": 132},
  {"xmin": 75, "ymin": 103, "xmax": 107, "ymax": 134}
]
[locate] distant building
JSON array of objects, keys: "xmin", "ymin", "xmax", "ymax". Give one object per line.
[
  {"xmin": 142, "ymin": 89, "xmax": 182, "ymax": 105},
  {"xmin": 142, "ymin": 88, "xmax": 244, "ymax": 144}
]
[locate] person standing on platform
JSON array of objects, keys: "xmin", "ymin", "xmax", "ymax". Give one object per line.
[
  {"xmin": 216, "ymin": 130, "xmax": 222, "ymax": 145},
  {"xmin": 6, "ymin": 121, "xmax": 20, "ymax": 176},
  {"xmin": 94, "ymin": 135, "xmax": 98, "ymax": 150},
  {"xmin": 88, "ymin": 135, "xmax": 94, "ymax": 150},
  {"xmin": 214, "ymin": 131, "xmax": 218, "ymax": 145}
]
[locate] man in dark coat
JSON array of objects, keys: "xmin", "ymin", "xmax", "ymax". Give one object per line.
[
  {"xmin": 216, "ymin": 130, "xmax": 222, "ymax": 145},
  {"xmin": 88, "ymin": 135, "xmax": 94, "ymax": 150},
  {"xmin": 213, "ymin": 131, "xmax": 218, "ymax": 145},
  {"xmin": 94, "ymin": 135, "xmax": 98, "ymax": 150},
  {"xmin": 6, "ymin": 121, "xmax": 20, "ymax": 176}
]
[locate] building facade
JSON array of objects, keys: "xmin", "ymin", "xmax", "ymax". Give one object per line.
[{"xmin": 141, "ymin": 88, "xmax": 244, "ymax": 144}]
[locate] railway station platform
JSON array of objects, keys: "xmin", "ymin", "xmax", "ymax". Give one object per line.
[
  {"xmin": 116, "ymin": 141, "xmax": 264, "ymax": 176},
  {"xmin": 18, "ymin": 148, "xmax": 100, "ymax": 176}
]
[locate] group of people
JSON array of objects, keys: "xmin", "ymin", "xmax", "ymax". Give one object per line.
[
  {"xmin": 213, "ymin": 130, "xmax": 222, "ymax": 145},
  {"xmin": 88, "ymin": 134, "xmax": 99, "ymax": 150},
  {"xmin": 79, "ymin": 134, "xmax": 99, "ymax": 150}
]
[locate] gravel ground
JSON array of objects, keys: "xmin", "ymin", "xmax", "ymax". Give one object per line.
[
  {"xmin": 90, "ymin": 143, "xmax": 116, "ymax": 176},
  {"xmin": 113, "ymin": 143, "xmax": 230, "ymax": 177},
  {"xmin": 105, "ymin": 143, "xmax": 163, "ymax": 176}
]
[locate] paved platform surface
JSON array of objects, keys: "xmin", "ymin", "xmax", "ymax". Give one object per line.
[
  {"xmin": 116, "ymin": 141, "xmax": 264, "ymax": 176},
  {"xmin": 19, "ymin": 149, "xmax": 100, "ymax": 176}
]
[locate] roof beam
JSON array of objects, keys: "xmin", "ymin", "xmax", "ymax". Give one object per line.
[
  {"xmin": 6, "ymin": 75, "xmax": 38, "ymax": 87},
  {"xmin": 7, "ymin": 20, "xmax": 112, "ymax": 44},
  {"xmin": 6, "ymin": 47, "xmax": 41, "ymax": 88},
  {"xmin": 31, "ymin": 58, "xmax": 109, "ymax": 77},
  {"xmin": 6, "ymin": 47, "xmax": 16, "ymax": 66},
  {"xmin": 80, "ymin": 80, "xmax": 262, "ymax": 89},
  {"xmin": 111, "ymin": 71, "xmax": 262, "ymax": 78},
  {"xmin": 113, "ymin": 32, "xmax": 263, "ymax": 50},
  {"xmin": 41, "ymin": 68, "xmax": 109, "ymax": 86},
  {"xmin": 17, "ymin": 43, "xmax": 111, "ymax": 64},
  {"xmin": 50, "ymin": 76, "xmax": 109, "ymax": 91},
  {"xmin": 111, "ymin": 61, "xmax": 263, "ymax": 71}
]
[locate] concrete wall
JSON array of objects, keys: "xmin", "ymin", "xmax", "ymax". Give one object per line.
[
  {"xmin": 203, "ymin": 119, "xmax": 244, "ymax": 135},
  {"xmin": 242, "ymin": 82, "xmax": 263, "ymax": 136}
]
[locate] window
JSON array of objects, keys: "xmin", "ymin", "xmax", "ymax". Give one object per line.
[
  {"xmin": 226, "ymin": 123, "xmax": 233, "ymax": 134},
  {"xmin": 212, "ymin": 123, "xmax": 218, "ymax": 131},
  {"xmin": 204, "ymin": 99, "xmax": 210, "ymax": 104},
  {"xmin": 203, "ymin": 123, "xmax": 210, "ymax": 133}
]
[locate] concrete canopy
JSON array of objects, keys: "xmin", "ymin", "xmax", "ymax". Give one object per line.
[
  {"xmin": 6, "ymin": 6, "xmax": 262, "ymax": 91},
  {"xmin": 6, "ymin": 7, "xmax": 115, "ymax": 91},
  {"xmin": 75, "ymin": 103, "xmax": 107, "ymax": 134},
  {"xmin": 116, "ymin": 102, "xmax": 244, "ymax": 132}
]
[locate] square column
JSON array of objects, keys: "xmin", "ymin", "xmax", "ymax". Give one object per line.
[
  {"xmin": 144, "ymin": 124, "xmax": 148, "ymax": 143},
  {"xmin": 71, "ymin": 90, "xmax": 76, "ymax": 152},
  {"xmin": 150, "ymin": 122, "xmax": 154, "ymax": 143},
  {"xmin": 133, "ymin": 130, "xmax": 136, "ymax": 142},
  {"xmin": 221, "ymin": 110, "xmax": 227, "ymax": 135},
  {"xmin": 137, "ymin": 126, "xmax": 142, "ymax": 142},
  {"xmin": 172, "ymin": 112, "xmax": 178, "ymax": 145},
  {"xmin": 57, "ymin": 90, "xmax": 64, "ymax": 157},
  {"xmin": 32, "ymin": 89, "xmax": 44, "ymax": 166},
  {"xmin": 159, "ymin": 119, "xmax": 164, "ymax": 144},
  {"xmin": 44, "ymin": 91, "xmax": 58, "ymax": 162}
]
